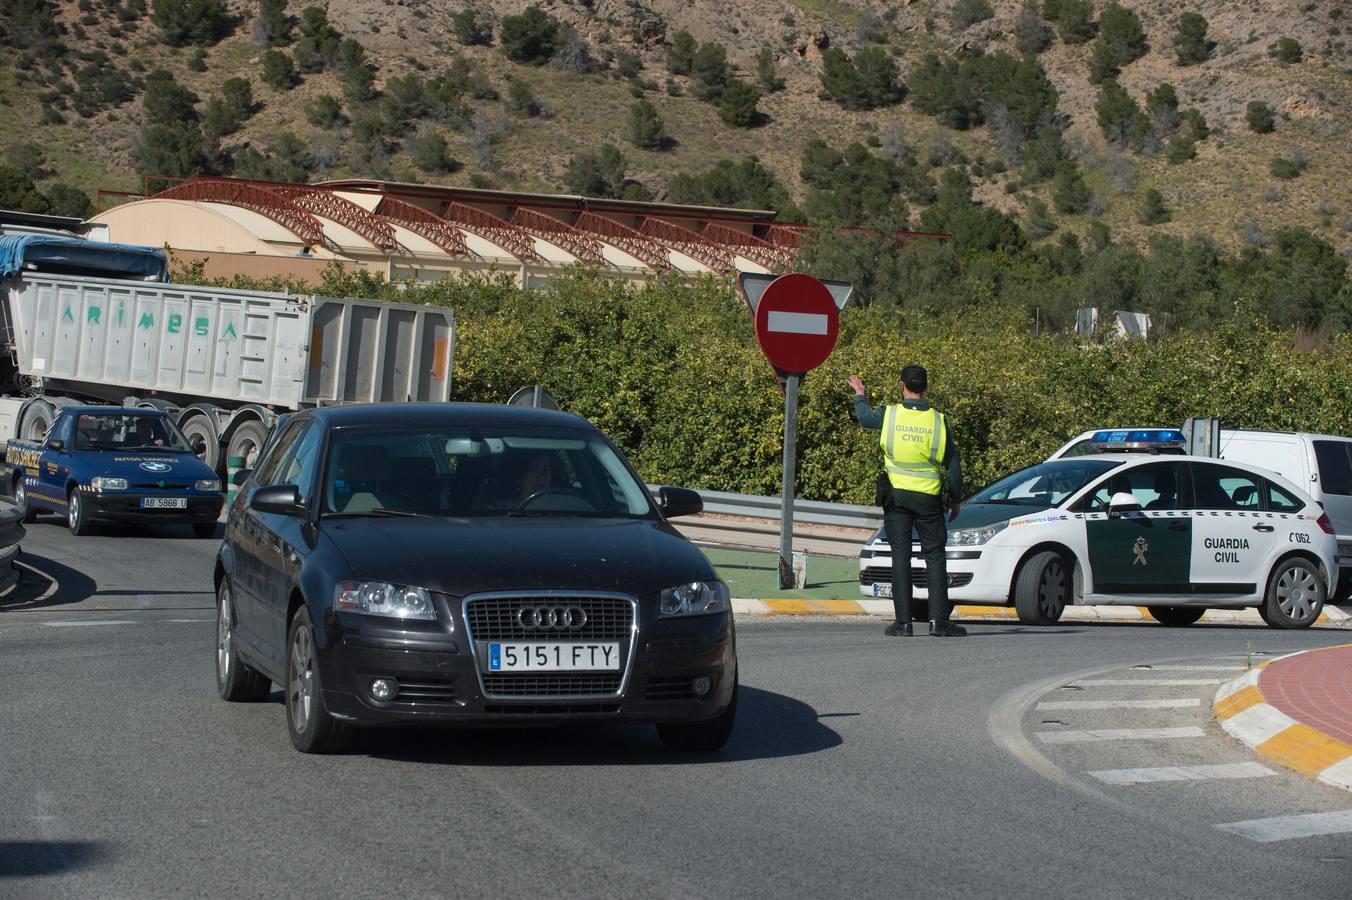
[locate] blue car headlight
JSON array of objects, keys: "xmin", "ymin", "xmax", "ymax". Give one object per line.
[
  {"xmin": 658, "ymin": 581, "xmax": 728, "ymax": 618},
  {"xmin": 90, "ymin": 477, "xmax": 128, "ymax": 492},
  {"xmin": 194, "ymin": 478, "xmax": 221, "ymax": 492}
]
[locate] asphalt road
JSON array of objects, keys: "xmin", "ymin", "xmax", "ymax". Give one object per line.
[{"xmin": 3, "ymin": 519, "xmax": 1351, "ymax": 899}]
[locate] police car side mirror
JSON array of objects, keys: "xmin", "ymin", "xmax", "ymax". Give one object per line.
[
  {"xmin": 659, "ymin": 486, "xmax": 703, "ymax": 519},
  {"xmin": 46, "ymin": 439, "xmax": 65, "ymax": 453},
  {"xmin": 1107, "ymin": 492, "xmax": 1141, "ymax": 519}
]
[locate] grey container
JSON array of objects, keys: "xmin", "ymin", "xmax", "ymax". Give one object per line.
[{"xmin": 1, "ymin": 274, "xmax": 455, "ymax": 409}]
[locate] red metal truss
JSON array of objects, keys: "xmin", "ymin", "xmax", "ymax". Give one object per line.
[
  {"xmin": 702, "ymin": 221, "xmax": 795, "ymax": 270},
  {"xmin": 439, "ymin": 201, "xmax": 540, "ymax": 263},
  {"xmin": 764, "ymin": 223, "xmax": 811, "ymax": 249},
  {"xmin": 574, "ymin": 212, "xmax": 671, "ymax": 271},
  {"xmin": 639, "ymin": 217, "xmax": 734, "ymax": 273},
  {"xmin": 152, "ymin": 179, "xmax": 327, "ymax": 247},
  {"xmin": 375, "ymin": 197, "xmax": 470, "ymax": 257},
  {"xmin": 509, "ymin": 207, "xmax": 605, "ymax": 265},
  {"xmin": 271, "ymin": 187, "xmax": 398, "ymax": 253}
]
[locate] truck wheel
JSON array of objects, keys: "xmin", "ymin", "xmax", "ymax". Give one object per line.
[
  {"xmin": 1013, "ymin": 551, "xmax": 1069, "ymax": 625},
  {"xmin": 1262, "ymin": 557, "xmax": 1325, "ymax": 629},
  {"xmin": 19, "ymin": 399, "xmax": 55, "ymax": 443},
  {"xmin": 656, "ymin": 675, "xmax": 737, "ymax": 752},
  {"xmin": 13, "ymin": 479, "xmax": 36, "ymax": 523},
  {"xmin": 226, "ymin": 420, "xmax": 268, "ymax": 471},
  {"xmin": 216, "ymin": 579, "xmax": 271, "ymax": 702},
  {"xmin": 67, "ymin": 488, "xmax": 92, "ymax": 536},
  {"xmin": 1147, "ymin": 606, "xmax": 1206, "ymax": 627},
  {"xmin": 179, "ymin": 414, "xmax": 220, "ymax": 472},
  {"xmin": 286, "ymin": 605, "xmax": 352, "ymax": 754}
]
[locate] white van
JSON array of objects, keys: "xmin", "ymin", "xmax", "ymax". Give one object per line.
[{"xmin": 1051, "ymin": 428, "xmax": 1352, "ymax": 596}]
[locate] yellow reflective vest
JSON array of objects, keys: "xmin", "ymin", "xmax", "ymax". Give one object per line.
[{"xmin": 880, "ymin": 404, "xmax": 946, "ymax": 495}]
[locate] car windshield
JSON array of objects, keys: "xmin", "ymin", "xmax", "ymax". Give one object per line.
[
  {"xmin": 969, "ymin": 459, "xmax": 1123, "ymax": 507},
  {"xmin": 320, "ymin": 425, "xmax": 656, "ymax": 519},
  {"xmin": 72, "ymin": 413, "xmax": 193, "ymax": 452}
]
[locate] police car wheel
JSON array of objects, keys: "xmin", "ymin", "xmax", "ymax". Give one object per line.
[
  {"xmin": 1262, "ymin": 557, "xmax": 1325, "ymax": 630},
  {"xmin": 13, "ymin": 480, "xmax": 36, "ymax": 523},
  {"xmin": 1146, "ymin": 606, "xmax": 1205, "ymax": 627},
  {"xmin": 1013, "ymin": 551, "xmax": 1068, "ymax": 625},
  {"xmin": 67, "ymin": 489, "xmax": 92, "ymax": 536},
  {"xmin": 215, "ymin": 579, "xmax": 271, "ymax": 702}
]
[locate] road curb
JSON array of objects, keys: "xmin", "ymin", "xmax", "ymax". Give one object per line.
[
  {"xmin": 732, "ymin": 598, "xmax": 1351, "ymax": 628},
  {"xmin": 1213, "ymin": 647, "xmax": 1352, "ymax": 794}
]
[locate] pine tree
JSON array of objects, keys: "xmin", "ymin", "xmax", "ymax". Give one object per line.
[
  {"xmin": 1172, "ymin": 12, "xmax": 1212, "ymax": 66},
  {"xmin": 624, "ymin": 100, "xmax": 666, "ymax": 150}
]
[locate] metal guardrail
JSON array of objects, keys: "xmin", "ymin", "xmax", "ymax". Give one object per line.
[{"xmin": 649, "ymin": 486, "xmax": 882, "ymax": 531}]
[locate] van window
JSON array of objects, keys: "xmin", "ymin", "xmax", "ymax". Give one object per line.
[{"xmin": 1313, "ymin": 440, "xmax": 1352, "ymax": 496}]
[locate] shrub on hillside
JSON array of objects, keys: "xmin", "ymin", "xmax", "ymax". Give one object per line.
[
  {"xmin": 1166, "ymin": 136, "xmax": 1196, "ymax": 164},
  {"xmin": 261, "ymin": 50, "xmax": 297, "ymax": 89},
  {"xmin": 1051, "ymin": 160, "xmax": 1090, "ymax": 214},
  {"xmin": 668, "ymin": 157, "xmax": 798, "ymax": 214},
  {"xmin": 1270, "ymin": 154, "xmax": 1307, "ymax": 179},
  {"xmin": 293, "ymin": 7, "xmax": 341, "ymax": 72},
  {"xmin": 717, "ymin": 78, "xmax": 760, "ymax": 127},
  {"xmin": 1095, "ymin": 79, "xmax": 1148, "ymax": 148},
  {"xmin": 1014, "ymin": 0, "xmax": 1052, "ymax": 54},
  {"xmin": 1246, "ymin": 100, "xmax": 1276, "ymax": 133},
  {"xmin": 152, "ymin": 0, "xmax": 229, "ymax": 46},
  {"xmin": 1051, "ymin": 0, "xmax": 1094, "ymax": 44},
  {"xmin": 755, "ymin": 48, "xmax": 785, "ymax": 93},
  {"xmin": 500, "ymin": 6, "xmax": 559, "ymax": 65},
  {"xmin": 624, "ymin": 100, "xmax": 666, "ymax": 150},
  {"xmin": 0, "ymin": 165, "xmax": 52, "ymax": 213},
  {"xmin": 950, "ymin": 0, "xmax": 994, "ymax": 29},
  {"xmin": 667, "ymin": 30, "xmax": 695, "ymax": 75},
  {"xmin": 1173, "ymin": 12, "xmax": 1212, "ymax": 65},
  {"xmin": 819, "ymin": 46, "xmax": 902, "ymax": 110},
  {"xmin": 45, "ymin": 183, "xmax": 93, "ymax": 218},
  {"xmin": 452, "ymin": 9, "xmax": 493, "ymax": 46},
  {"xmin": 254, "ymin": 0, "xmax": 291, "ymax": 47},
  {"xmin": 1269, "ymin": 37, "xmax": 1303, "ymax": 63},
  {"xmin": 1139, "ymin": 188, "xmax": 1171, "ymax": 225},
  {"xmin": 408, "ymin": 127, "xmax": 457, "ymax": 174},
  {"xmin": 690, "ymin": 42, "xmax": 729, "ymax": 100}
]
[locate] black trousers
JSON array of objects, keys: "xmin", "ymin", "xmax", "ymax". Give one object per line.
[{"xmin": 881, "ymin": 488, "xmax": 952, "ymax": 624}]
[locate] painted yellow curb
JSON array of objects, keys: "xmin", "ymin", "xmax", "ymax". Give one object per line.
[
  {"xmin": 759, "ymin": 599, "xmax": 868, "ymax": 615},
  {"xmin": 1213, "ymin": 645, "xmax": 1352, "ymax": 791}
]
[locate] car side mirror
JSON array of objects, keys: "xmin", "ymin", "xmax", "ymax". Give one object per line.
[
  {"xmin": 1107, "ymin": 492, "xmax": 1142, "ymax": 519},
  {"xmin": 659, "ymin": 486, "xmax": 703, "ymax": 519},
  {"xmin": 231, "ymin": 468, "xmax": 252, "ymax": 486},
  {"xmin": 46, "ymin": 439, "xmax": 64, "ymax": 452},
  {"xmin": 251, "ymin": 484, "xmax": 303, "ymax": 516}
]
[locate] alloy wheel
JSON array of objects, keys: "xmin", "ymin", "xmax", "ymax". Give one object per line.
[
  {"xmin": 288, "ymin": 625, "xmax": 315, "ymax": 733},
  {"xmin": 217, "ymin": 586, "xmax": 233, "ymax": 683}
]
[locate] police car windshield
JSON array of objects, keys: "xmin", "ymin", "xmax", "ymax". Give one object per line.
[
  {"xmin": 970, "ymin": 459, "xmax": 1123, "ymax": 507},
  {"xmin": 320, "ymin": 425, "xmax": 655, "ymax": 519},
  {"xmin": 73, "ymin": 413, "xmax": 192, "ymax": 452}
]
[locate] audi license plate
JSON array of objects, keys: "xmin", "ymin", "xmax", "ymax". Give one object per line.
[
  {"xmin": 487, "ymin": 643, "xmax": 620, "ymax": 672},
  {"xmin": 140, "ymin": 497, "xmax": 186, "ymax": 509},
  {"xmin": 871, "ymin": 583, "xmax": 892, "ymax": 598}
]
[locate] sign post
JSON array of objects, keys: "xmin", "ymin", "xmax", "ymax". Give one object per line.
[{"xmin": 741, "ymin": 273, "xmax": 850, "ymax": 589}]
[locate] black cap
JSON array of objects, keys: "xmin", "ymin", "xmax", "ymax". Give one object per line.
[{"xmin": 901, "ymin": 365, "xmax": 928, "ymax": 392}]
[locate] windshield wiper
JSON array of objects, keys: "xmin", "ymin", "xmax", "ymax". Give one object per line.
[
  {"xmin": 121, "ymin": 445, "xmax": 186, "ymax": 452},
  {"xmin": 324, "ymin": 509, "xmax": 434, "ymax": 519}
]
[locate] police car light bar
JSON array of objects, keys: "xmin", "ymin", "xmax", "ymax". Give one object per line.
[{"xmin": 1089, "ymin": 428, "xmax": 1187, "ymax": 451}]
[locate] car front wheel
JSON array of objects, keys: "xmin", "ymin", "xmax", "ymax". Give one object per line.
[
  {"xmin": 1263, "ymin": 557, "xmax": 1325, "ymax": 630},
  {"xmin": 216, "ymin": 580, "xmax": 271, "ymax": 702},
  {"xmin": 286, "ymin": 605, "xmax": 352, "ymax": 753},
  {"xmin": 68, "ymin": 488, "xmax": 92, "ymax": 536},
  {"xmin": 14, "ymin": 480, "xmax": 36, "ymax": 523},
  {"xmin": 656, "ymin": 674, "xmax": 737, "ymax": 752},
  {"xmin": 1013, "ymin": 551, "xmax": 1069, "ymax": 625}
]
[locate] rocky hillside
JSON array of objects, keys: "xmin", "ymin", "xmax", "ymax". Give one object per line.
[{"xmin": 1, "ymin": 0, "xmax": 1350, "ymax": 257}]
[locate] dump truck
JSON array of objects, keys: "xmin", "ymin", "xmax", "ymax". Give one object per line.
[{"xmin": 0, "ymin": 232, "xmax": 456, "ymax": 477}]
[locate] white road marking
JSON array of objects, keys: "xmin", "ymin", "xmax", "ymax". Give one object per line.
[
  {"xmin": 166, "ymin": 618, "xmax": 212, "ymax": 623},
  {"xmin": 14, "ymin": 560, "xmax": 58, "ymax": 602},
  {"xmin": 1035, "ymin": 726, "xmax": 1205, "ymax": 744},
  {"xmin": 1037, "ymin": 698, "xmax": 1201, "ymax": 711},
  {"xmin": 1089, "ymin": 762, "xmax": 1275, "ymax": 785},
  {"xmin": 42, "ymin": 620, "xmax": 136, "ymax": 627},
  {"xmin": 1071, "ymin": 678, "xmax": 1224, "ymax": 686},
  {"xmin": 1216, "ymin": 809, "xmax": 1352, "ymax": 843},
  {"xmin": 1130, "ymin": 659, "xmax": 1243, "ymax": 664},
  {"xmin": 766, "ymin": 311, "xmax": 828, "ymax": 335}
]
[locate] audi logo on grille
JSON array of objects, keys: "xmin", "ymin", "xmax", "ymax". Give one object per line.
[{"xmin": 516, "ymin": 605, "xmax": 588, "ymax": 630}]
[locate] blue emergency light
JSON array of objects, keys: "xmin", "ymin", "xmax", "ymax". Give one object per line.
[{"xmin": 1089, "ymin": 428, "xmax": 1187, "ymax": 452}]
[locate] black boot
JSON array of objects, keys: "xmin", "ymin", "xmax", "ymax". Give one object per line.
[
  {"xmin": 884, "ymin": 622, "xmax": 913, "ymax": 637},
  {"xmin": 929, "ymin": 620, "xmax": 967, "ymax": 637}
]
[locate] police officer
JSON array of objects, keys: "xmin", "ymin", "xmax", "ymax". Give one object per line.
[{"xmin": 848, "ymin": 366, "xmax": 966, "ymax": 638}]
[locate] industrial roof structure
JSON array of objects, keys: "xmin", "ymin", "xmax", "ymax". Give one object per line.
[{"xmin": 92, "ymin": 176, "xmax": 946, "ymax": 286}]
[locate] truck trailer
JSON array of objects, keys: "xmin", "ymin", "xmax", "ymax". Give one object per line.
[{"xmin": 0, "ymin": 233, "xmax": 455, "ymax": 475}]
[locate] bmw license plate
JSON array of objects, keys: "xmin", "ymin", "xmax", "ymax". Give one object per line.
[
  {"xmin": 140, "ymin": 497, "xmax": 186, "ymax": 509},
  {"xmin": 871, "ymin": 583, "xmax": 892, "ymax": 598},
  {"xmin": 487, "ymin": 643, "xmax": 620, "ymax": 672}
]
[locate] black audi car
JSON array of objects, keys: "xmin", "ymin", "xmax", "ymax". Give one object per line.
[{"xmin": 213, "ymin": 403, "xmax": 736, "ymax": 753}]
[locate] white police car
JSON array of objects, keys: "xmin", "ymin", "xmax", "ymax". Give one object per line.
[{"xmin": 858, "ymin": 448, "xmax": 1337, "ymax": 629}]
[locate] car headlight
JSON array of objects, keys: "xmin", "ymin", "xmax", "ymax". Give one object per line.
[
  {"xmin": 90, "ymin": 477, "xmax": 127, "ymax": 491},
  {"xmin": 194, "ymin": 478, "xmax": 221, "ymax": 492},
  {"xmin": 335, "ymin": 581, "xmax": 439, "ymax": 621},
  {"xmin": 947, "ymin": 521, "xmax": 1009, "ymax": 546},
  {"xmin": 659, "ymin": 580, "xmax": 728, "ymax": 618}
]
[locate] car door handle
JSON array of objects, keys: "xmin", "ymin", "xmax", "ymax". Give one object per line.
[{"xmin": 1252, "ymin": 524, "xmax": 1275, "ymax": 533}]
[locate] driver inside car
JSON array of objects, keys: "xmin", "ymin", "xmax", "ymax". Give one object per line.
[{"xmin": 474, "ymin": 450, "xmax": 559, "ymax": 512}]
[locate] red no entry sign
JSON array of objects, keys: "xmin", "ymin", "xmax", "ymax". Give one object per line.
[{"xmin": 752, "ymin": 273, "xmax": 840, "ymax": 374}]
